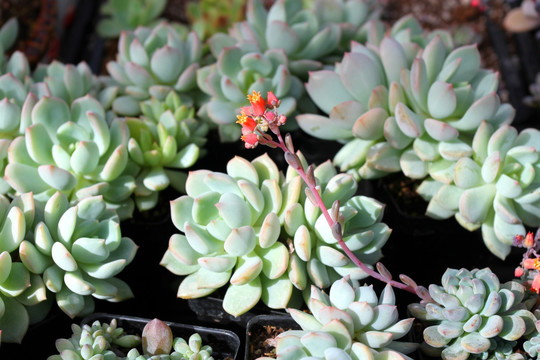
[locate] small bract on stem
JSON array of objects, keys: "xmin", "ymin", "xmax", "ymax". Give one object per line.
[{"xmin": 237, "ymin": 90, "xmax": 421, "ymax": 296}]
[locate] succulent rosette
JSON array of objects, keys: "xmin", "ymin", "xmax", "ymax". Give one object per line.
[
  {"xmin": 127, "ymin": 91, "xmax": 209, "ymax": 211},
  {"xmin": 417, "ymin": 122, "xmax": 540, "ymax": 259},
  {"xmin": 196, "ymin": 42, "xmax": 304, "ymax": 142},
  {"xmin": 20, "ymin": 192, "xmax": 137, "ymax": 318},
  {"xmin": 210, "ymin": 0, "xmax": 380, "ymax": 78},
  {"xmin": 32, "ymin": 61, "xmax": 105, "ymax": 107},
  {"xmin": 103, "ymin": 21, "xmax": 203, "ymax": 117},
  {"xmin": 0, "ymin": 192, "xmax": 136, "ymax": 343},
  {"xmin": 161, "ymin": 152, "xmax": 391, "ymax": 316},
  {"xmin": 3, "ymin": 95, "xmax": 136, "ymax": 218},
  {"xmin": 0, "ymin": 193, "xmax": 53, "ymax": 344},
  {"xmin": 276, "ymin": 277, "xmax": 418, "ymax": 360},
  {"xmin": 408, "ymin": 268, "xmax": 538, "ymax": 360},
  {"xmin": 297, "ymin": 16, "xmax": 514, "ymax": 181}
]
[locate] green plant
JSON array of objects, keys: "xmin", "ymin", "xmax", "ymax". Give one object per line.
[
  {"xmin": 417, "ymin": 122, "xmax": 540, "ymax": 259},
  {"xmin": 297, "ymin": 18, "xmax": 513, "ymax": 181},
  {"xmin": 103, "ymin": 22, "xmax": 203, "ymax": 117},
  {"xmin": 48, "ymin": 318, "xmax": 215, "ymax": 360},
  {"xmin": 96, "ymin": 0, "xmax": 167, "ymax": 39},
  {"xmin": 0, "ymin": 192, "xmax": 136, "ymax": 343},
  {"xmin": 186, "ymin": 0, "xmax": 246, "ymax": 41},
  {"xmin": 0, "ymin": 17, "xmax": 18, "ymax": 62},
  {"xmin": 126, "ymin": 91, "xmax": 209, "ymax": 211},
  {"xmin": 274, "ymin": 276, "xmax": 418, "ymax": 360},
  {"xmin": 32, "ymin": 61, "xmax": 104, "ymax": 107},
  {"xmin": 3, "ymin": 95, "xmax": 136, "ymax": 219},
  {"xmin": 196, "ymin": 43, "xmax": 305, "ymax": 142},
  {"xmin": 408, "ymin": 268, "xmax": 538, "ymax": 360},
  {"xmin": 209, "ymin": 0, "xmax": 380, "ymax": 78},
  {"xmin": 161, "ymin": 148, "xmax": 392, "ymax": 316}
]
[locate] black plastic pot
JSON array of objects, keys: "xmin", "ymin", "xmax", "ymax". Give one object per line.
[
  {"xmin": 187, "ymin": 296, "xmax": 289, "ymax": 329},
  {"xmin": 82, "ymin": 313, "xmax": 241, "ymax": 360},
  {"xmin": 244, "ymin": 314, "xmax": 300, "ymax": 360}
]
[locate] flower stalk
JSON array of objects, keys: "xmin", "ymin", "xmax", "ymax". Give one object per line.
[{"xmin": 237, "ymin": 91, "xmax": 420, "ymax": 295}]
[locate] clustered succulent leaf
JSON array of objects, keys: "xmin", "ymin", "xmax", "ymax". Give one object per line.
[
  {"xmin": 3, "ymin": 95, "xmax": 136, "ymax": 218},
  {"xmin": 97, "ymin": 0, "xmax": 168, "ymax": 39},
  {"xmin": 161, "ymin": 153, "xmax": 391, "ymax": 316},
  {"xmin": 212, "ymin": 0, "xmax": 380, "ymax": 77},
  {"xmin": 408, "ymin": 268, "xmax": 538, "ymax": 360},
  {"xmin": 103, "ymin": 22, "xmax": 204, "ymax": 117},
  {"xmin": 48, "ymin": 318, "xmax": 215, "ymax": 360},
  {"xmin": 417, "ymin": 122, "xmax": 540, "ymax": 259},
  {"xmin": 0, "ymin": 17, "xmax": 18, "ymax": 64},
  {"xmin": 196, "ymin": 43, "xmax": 303, "ymax": 141},
  {"xmin": 275, "ymin": 276, "xmax": 417, "ymax": 360},
  {"xmin": 126, "ymin": 91, "xmax": 209, "ymax": 210},
  {"xmin": 0, "ymin": 192, "xmax": 136, "ymax": 343},
  {"xmin": 48, "ymin": 318, "xmax": 141, "ymax": 360},
  {"xmin": 186, "ymin": 0, "xmax": 247, "ymax": 41},
  {"xmin": 298, "ymin": 16, "xmax": 513, "ymax": 181}
]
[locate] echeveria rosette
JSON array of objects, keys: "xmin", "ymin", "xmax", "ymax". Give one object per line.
[
  {"xmin": 0, "ymin": 192, "xmax": 53, "ymax": 344},
  {"xmin": 3, "ymin": 95, "xmax": 136, "ymax": 219},
  {"xmin": 298, "ymin": 26, "xmax": 513, "ymax": 181},
  {"xmin": 417, "ymin": 122, "xmax": 540, "ymax": 259},
  {"xmin": 20, "ymin": 192, "xmax": 138, "ymax": 318},
  {"xmin": 104, "ymin": 21, "xmax": 203, "ymax": 117},
  {"xmin": 408, "ymin": 268, "xmax": 538, "ymax": 360},
  {"xmin": 196, "ymin": 43, "xmax": 304, "ymax": 142},
  {"xmin": 209, "ymin": 0, "xmax": 341, "ymax": 78},
  {"xmin": 312, "ymin": 0, "xmax": 382, "ymax": 57},
  {"xmin": 47, "ymin": 319, "xmax": 141, "ymax": 360},
  {"xmin": 276, "ymin": 277, "xmax": 417, "ymax": 360},
  {"xmin": 127, "ymin": 91, "xmax": 209, "ymax": 211},
  {"xmin": 97, "ymin": 0, "xmax": 167, "ymax": 38},
  {"xmin": 32, "ymin": 61, "xmax": 106, "ymax": 107},
  {"xmin": 161, "ymin": 153, "xmax": 391, "ymax": 316}
]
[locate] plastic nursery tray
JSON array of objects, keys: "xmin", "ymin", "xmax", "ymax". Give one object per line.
[{"xmin": 81, "ymin": 313, "xmax": 240, "ymax": 360}]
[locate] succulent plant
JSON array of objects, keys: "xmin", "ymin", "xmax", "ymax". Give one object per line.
[
  {"xmin": 0, "ymin": 17, "xmax": 18, "ymax": 63},
  {"xmin": 126, "ymin": 91, "xmax": 209, "ymax": 211},
  {"xmin": 297, "ymin": 15, "xmax": 514, "ymax": 181},
  {"xmin": 196, "ymin": 43, "xmax": 305, "ymax": 142},
  {"xmin": 21, "ymin": 192, "xmax": 137, "ymax": 318},
  {"xmin": 408, "ymin": 268, "xmax": 538, "ymax": 360},
  {"xmin": 275, "ymin": 277, "xmax": 418, "ymax": 360},
  {"xmin": 161, "ymin": 152, "xmax": 391, "ymax": 316},
  {"xmin": 103, "ymin": 22, "xmax": 203, "ymax": 117},
  {"xmin": 417, "ymin": 122, "xmax": 540, "ymax": 259},
  {"xmin": 0, "ymin": 192, "xmax": 52, "ymax": 344},
  {"xmin": 311, "ymin": 0, "xmax": 381, "ymax": 57},
  {"xmin": 209, "ymin": 0, "xmax": 379, "ymax": 78},
  {"xmin": 31, "ymin": 61, "xmax": 104, "ymax": 107},
  {"xmin": 48, "ymin": 318, "xmax": 142, "ymax": 360},
  {"xmin": 186, "ymin": 0, "xmax": 247, "ymax": 41},
  {"xmin": 3, "ymin": 95, "xmax": 136, "ymax": 219},
  {"xmin": 97, "ymin": 0, "xmax": 167, "ymax": 39},
  {"xmin": 48, "ymin": 318, "xmax": 215, "ymax": 360}
]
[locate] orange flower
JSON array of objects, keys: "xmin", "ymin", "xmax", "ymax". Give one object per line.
[
  {"xmin": 241, "ymin": 133, "xmax": 258, "ymax": 148},
  {"xmin": 525, "ymin": 232, "xmax": 535, "ymax": 248},
  {"xmin": 267, "ymin": 91, "xmax": 278, "ymax": 107},
  {"xmin": 515, "ymin": 266, "xmax": 524, "ymax": 277},
  {"xmin": 247, "ymin": 90, "xmax": 266, "ymax": 116},
  {"xmin": 524, "ymin": 258, "xmax": 540, "ymax": 270},
  {"xmin": 236, "ymin": 112, "xmax": 257, "ymax": 131},
  {"xmin": 532, "ymin": 274, "xmax": 540, "ymax": 293}
]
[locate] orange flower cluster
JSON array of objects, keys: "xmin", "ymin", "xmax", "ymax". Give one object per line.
[{"xmin": 236, "ymin": 91, "xmax": 286, "ymax": 148}]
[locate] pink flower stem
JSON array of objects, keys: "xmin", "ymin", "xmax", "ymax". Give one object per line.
[{"xmin": 270, "ymin": 130, "xmax": 416, "ymax": 294}]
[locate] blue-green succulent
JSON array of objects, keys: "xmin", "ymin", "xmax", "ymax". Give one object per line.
[
  {"xmin": 276, "ymin": 277, "xmax": 417, "ymax": 360},
  {"xmin": 408, "ymin": 268, "xmax": 537, "ymax": 360},
  {"xmin": 161, "ymin": 153, "xmax": 391, "ymax": 316}
]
